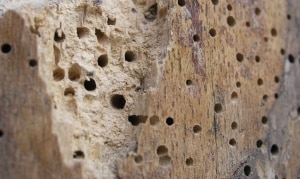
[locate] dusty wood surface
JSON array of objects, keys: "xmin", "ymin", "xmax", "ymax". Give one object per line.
[{"xmin": 0, "ymin": 0, "xmax": 299, "ymax": 179}]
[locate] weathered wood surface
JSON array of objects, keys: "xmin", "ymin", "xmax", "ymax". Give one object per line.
[{"xmin": 0, "ymin": 0, "xmax": 299, "ymax": 178}]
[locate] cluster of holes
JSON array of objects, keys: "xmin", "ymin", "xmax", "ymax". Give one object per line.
[
  {"xmin": 128, "ymin": 115, "xmax": 147, "ymax": 126},
  {"xmin": 157, "ymin": 145, "xmax": 172, "ymax": 166}
]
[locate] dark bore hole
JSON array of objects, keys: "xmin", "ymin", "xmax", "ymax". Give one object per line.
[
  {"xmin": 98, "ymin": 54, "xmax": 108, "ymax": 67},
  {"xmin": 231, "ymin": 121, "xmax": 237, "ymax": 130},
  {"xmin": 159, "ymin": 155, "xmax": 171, "ymax": 166},
  {"xmin": 227, "ymin": 16, "xmax": 236, "ymax": 27},
  {"xmin": 157, "ymin": 145, "xmax": 168, "ymax": 156},
  {"xmin": 111, "ymin": 94, "xmax": 126, "ymax": 109},
  {"xmin": 280, "ymin": 48, "xmax": 286, "ymax": 55},
  {"xmin": 231, "ymin": 92, "xmax": 238, "ymax": 100},
  {"xmin": 95, "ymin": 29, "xmax": 107, "ymax": 43},
  {"xmin": 209, "ymin": 28, "xmax": 216, "ymax": 37},
  {"xmin": 255, "ymin": 7, "xmax": 261, "ymax": 15},
  {"xmin": 256, "ymin": 140, "xmax": 263, "ymax": 148},
  {"xmin": 166, "ymin": 117, "xmax": 174, "ymax": 126},
  {"xmin": 77, "ymin": 27, "xmax": 89, "ymax": 39},
  {"xmin": 297, "ymin": 107, "xmax": 300, "ymax": 116},
  {"xmin": 287, "ymin": 14, "xmax": 291, "ymax": 20},
  {"xmin": 128, "ymin": 115, "xmax": 147, "ymax": 126},
  {"xmin": 257, "ymin": 78, "xmax": 263, "ymax": 86},
  {"xmin": 214, "ymin": 103, "xmax": 222, "ymax": 113},
  {"xmin": 186, "ymin": 157, "xmax": 193, "ymax": 166},
  {"xmin": 211, "ymin": 0, "xmax": 219, "ymax": 5},
  {"xmin": 68, "ymin": 63, "xmax": 81, "ymax": 81},
  {"xmin": 271, "ymin": 28, "xmax": 277, "ymax": 37},
  {"xmin": 29, "ymin": 59, "xmax": 37, "ymax": 67},
  {"xmin": 229, "ymin": 138, "xmax": 236, "ymax": 146},
  {"xmin": 64, "ymin": 87, "xmax": 75, "ymax": 97},
  {"xmin": 246, "ymin": 21, "xmax": 250, "ymax": 27},
  {"xmin": 255, "ymin": 56, "xmax": 260, "ymax": 63},
  {"xmin": 244, "ymin": 165, "xmax": 251, "ymax": 176},
  {"xmin": 134, "ymin": 155, "xmax": 143, "ymax": 164},
  {"xmin": 145, "ymin": 3, "xmax": 157, "ymax": 20},
  {"xmin": 54, "ymin": 28, "xmax": 65, "ymax": 42},
  {"xmin": 271, "ymin": 144, "xmax": 279, "ymax": 155},
  {"xmin": 73, "ymin": 150, "xmax": 85, "ymax": 159},
  {"xmin": 186, "ymin": 80, "xmax": 192, "ymax": 86},
  {"xmin": 1, "ymin": 43, "xmax": 11, "ymax": 53},
  {"xmin": 262, "ymin": 116, "xmax": 268, "ymax": 124},
  {"xmin": 227, "ymin": 4, "xmax": 232, "ymax": 11},
  {"xmin": 274, "ymin": 76, "xmax": 280, "ymax": 83},
  {"xmin": 193, "ymin": 35, "xmax": 200, "ymax": 42},
  {"xmin": 236, "ymin": 53, "xmax": 244, "ymax": 62},
  {"xmin": 288, "ymin": 54, "xmax": 295, "ymax": 63},
  {"xmin": 263, "ymin": 95, "xmax": 268, "ymax": 102},
  {"xmin": 0, "ymin": 130, "xmax": 3, "ymax": 138},
  {"xmin": 84, "ymin": 79, "xmax": 96, "ymax": 91},
  {"xmin": 125, "ymin": 51, "xmax": 136, "ymax": 62},
  {"xmin": 264, "ymin": 37, "xmax": 268, "ymax": 42},
  {"xmin": 236, "ymin": 81, "xmax": 241, "ymax": 88},
  {"xmin": 178, "ymin": 0, "xmax": 185, "ymax": 6},
  {"xmin": 193, "ymin": 125, "xmax": 202, "ymax": 134},
  {"xmin": 274, "ymin": 93, "xmax": 279, "ymax": 99}
]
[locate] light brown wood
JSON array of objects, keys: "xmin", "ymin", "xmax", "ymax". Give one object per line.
[{"xmin": 0, "ymin": 0, "xmax": 299, "ymax": 178}]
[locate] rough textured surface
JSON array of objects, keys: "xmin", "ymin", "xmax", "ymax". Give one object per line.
[{"xmin": 0, "ymin": 0, "xmax": 299, "ymax": 178}]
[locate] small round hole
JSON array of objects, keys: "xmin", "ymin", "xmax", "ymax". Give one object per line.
[
  {"xmin": 256, "ymin": 140, "xmax": 263, "ymax": 148},
  {"xmin": 77, "ymin": 27, "xmax": 89, "ymax": 39},
  {"xmin": 134, "ymin": 155, "xmax": 143, "ymax": 164},
  {"xmin": 54, "ymin": 28, "xmax": 65, "ymax": 42},
  {"xmin": 227, "ymin": 4, "xmax": 232, "ymax": 11},
  {"xmin": 271, "ymin": 28, "xmax": 277, "ymax": 37},
  {"xmin": 193, "ymin": 35, "xmax": 200, "ymax": 42},
  {"xmin": 211, "ymin": 0, "xmax": 218, "ymax": 5},
  {"xmin": 150, "ymin": 115, "xmax": 159, "ymax": 126},
  {"xmin": 193, "ymin": 125, "xmax": 202, "ymax": 134},
  {"xmin": 214, "ymin": 103, "xmax": 222, "ymax": 113},
  {"xmin": 178, "ymin": 0, "xmax": 185, "ymax": 6},
  {"xmin": 274, "ymin": 76, "xmax": 280, "ymax": 83},
  {"xmin": 227, "ymin": 16, "xmax": 236, "ymax": 27},
  {"xmin": 257, "ymin": 78, "xmax": 263, "ymax": 86},
  {"xmin": 159, "ymin": 155, "xmax": 171, "ymax": 166},
  {"xmin": 107, "ymin": 17, "xmax": 116, "ymax": 25},
  {"xmin": 84, "ymin": 79, "xmax": 96, "ymax": 91},
  {"xmin": 271, "ymin": 144, "xmax": 279, "ymax": 155},
  {"xmin": 262, "ymin": 116, "xmax": 268, "ymax": 124},
  {"xmin": 186, "ymin": 157, "xmax": 193, "ymax": 166},
  {"xmin": 297, "ymin": 107, "xmax": 300, "ymax": 116},
  {"xmin": 231, "ymin": 92, "xmax": 238, "ymax": 100},
  {"xmin": 287, "ymin": 14, "xmax": 291, "ymax": 20},
  {"xmin": 0, "ymin": 130, "xmax": 3, "ymax": 138},
  {"xmin": 73, "ymin": 150, "xmax": 85, "ymax": 159},
  {"xmin": 264, "ymin": 37, "xmax": 268, "ymax": 42},
  {"xmin": 236, "ymin": 53, "xmax": 244, "ymax": 62},
  {"xmin": 53, "ymin": 67, "xmax": 65, "ymax": 81},
  {"xmin": 125, "ymin": 51, "xmax": 136, "ymax": 62},
  {"xmin": 263, "ymin": 95, "xmax": 268, "ymax": 102},
  {"xmin": 231, "ymin": 121, "xmax": 237, "ymax": 130},
  {"xmin": 246, "ymin": 21, "xmax": 250, "ymax": 27},
  {"xmin": 288, "ymin": 54, "xmax": 295, "ymax": 63},
  {"xmin": 274, "ymin": 93, "xmax": 279, "ymax": 99},
  {"xmin": 157, "ymin": 145, "xmax": 168, "ymax": 156},
  {"xmin": 255, "ymin": 7, "xmax": 261, "ymax": 16},
  {"xmin": 166, "ymin": 117, "xmax": 174, "ymax": 126},
  {"xmin": 68, "ymin": 63, "xmax": 81, "ymax": 81},
  {"xmin": 64, "ymin": 87, "xmax": 75, "ymax": 96},
  {"xmin": 29, "ymin": 59, "xmax": 37, "ymax": 67},
  {"xmin": 111, "ymin": 94, "xmax": 126, "ymax": 109},
  {"xmin": 229, "ymin": 138, "xmax": 236, "ymax": 146},
  {"xmin": 255, "ymin": 56, "xmax": 260, "ymax": 63},
  {"xmin": 186, "ymin": 80, "xmax": 192, "ymax": 86},
  {"xmin": 236, "ymin": 82, "xmax": 241, "ymax": 88},
  {"xmin": 1, "ymin": 44, "xmax": 11, "ymax": 53},
  {"xmin": 280, "ymin": 48, "xmax": 285, "ymax": 55},
  {"xmin": 244, "ymin": 165, "xmax": 251, "ymax": 176},
  {"xmin": 98, "ymin": 54, "xmax": 108, "ymax": 67},
  {"xmin": 209, "ymin": 29, "xmax": 216, "ymax": 37}
]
